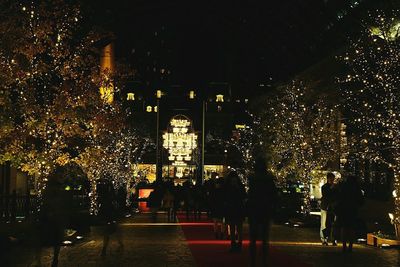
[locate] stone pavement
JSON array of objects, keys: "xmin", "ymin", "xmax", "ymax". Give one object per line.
[
  {"xmin": 2, "ymin": 212, "xmax": 399, "ymax": 267},
  {"xmin": 268, "ymin": 225, "xmax": 399, "ymax": 267}
]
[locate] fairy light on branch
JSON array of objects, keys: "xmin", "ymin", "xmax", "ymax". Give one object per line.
[{"xmin": 340, "ymin": 10, "xmax": 400, "ymax": 224}]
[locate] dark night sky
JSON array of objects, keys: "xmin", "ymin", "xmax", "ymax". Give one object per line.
[{"xmin": 84, "ymin": 0, "xmax": 395, "ymax": 96}]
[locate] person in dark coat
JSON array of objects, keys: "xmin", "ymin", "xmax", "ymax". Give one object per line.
[
  {"xmin": 336, "ymin": 175, "xmax": 364, "ymax": 252},
  {"xmin": 247, "ymin": 158, "xmax": 277, "ymax": 267},
  {"xmin": 209, "ymin": 177, "xmax": 226, "ymax": 239},
  {"xmin": 320, "ymin": 172, "xmax": 338, "ymax": 245},
  {"xmin": 97, "ymin": 179, "xmax": 124, "ymax": 256},
  {"xmin": 224, "ymin": 171, "xmax": 246, "ymax": 252},
  {"xmin": 148, "ymin": 185, "xmax": 162, "ymax": 222},
  {"xmin": 35, "ymin": 166, "xmax": 72, "ymax": 267},
  {"xmin": 162, "ymin": 186, "xmax": 175, "ymax": 222}
]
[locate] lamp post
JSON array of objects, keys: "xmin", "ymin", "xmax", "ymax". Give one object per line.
[
  {"xmin": 156, "ymin": 97, "xmax": 161, "ymax": 181},
  {"xmin": 201, "ymin": 100, "xmax": 205, "ymax": 184}
]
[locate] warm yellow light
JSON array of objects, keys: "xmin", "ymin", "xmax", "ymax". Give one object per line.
[
  {"xmin": 235, "ymin": 124, "xmax": 246, "ymax": 129},
  {"xmin": 156, "ymin": 90, "xmax": 162, "ymax": 99},
  {"xmin": 189, "ymin": 90, "xmax": 195, "ymax": 99},
  {"xmin": 127, "ymin": 93, "xmax": 135, "ymax": 100},
  {"xmin": 163, "ymin": 117, "xmax": 198, "ymax": 169},
  {"xmin": 100, "ymin": 84, "xmax": 114, "ymax": 104},
  {"xmin": 146, "ymin": 106, "xmax": 152, "ymax": 112},
  {"xmin": 154, "ymin": 106, "xmax": 158, "ymax": 112},
  {"xmin": 216, "ymin": 94, "xmax": 224, "ymax": 102}
]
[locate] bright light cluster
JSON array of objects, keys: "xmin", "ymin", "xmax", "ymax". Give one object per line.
[
  {"xmin": 341, "ymin": 10, "xmax": 400, "ymax": 223},
  {"xmin": 163, "ymin": 116, "xmax": 198, "ymax": 174},
  {"xmin": 0, "ymin": 1, "xmax": 143, "ymax": 214},
  {"xmin": 260, "ymin": 81, "xmax": 340, "ymax": 213}
]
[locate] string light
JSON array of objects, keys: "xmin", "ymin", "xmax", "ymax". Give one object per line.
[
  {"xmin": 0, "ymin": 1, "xmax": 144, "ymax": 214},
  {"xmin": 260, "ymin": 81, "xmax": 340, "ymax": 213},
  {"xmin": 340, "ymin": 10, "xmax": 400, "ymax": 224}
]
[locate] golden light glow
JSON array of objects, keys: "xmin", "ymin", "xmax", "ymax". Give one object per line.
[
  {"xmin": 99, "ymin": 84, "xmax": 114, "ymax": 103},
  {"xmin": 235, "ymin": 124, "xmax": 246, "ymax": 129},
  {"xmin": 100, "ymin": 43, "xmax": 114, "ymax": 103},
  {"xmin": 163, "ymin": 116, "xmax": 198, "ymax": 177},
  {"xmin": 127, "ymin": 93, "xmax": 135, "ymax": 101},
  {"xmin": 156, "ymin": 90, "xmax": 162, "ymax": 99},
  {"xmin": 216, "ymin": 94, "xmax": 224, "ymax": 102},
  {"xmin": 189, "ymin": 90, "xmax": 195, "ymax": 99},
  {"xmin": 146, "ymin": 106, "xmax": 152, "ymax": 112}
]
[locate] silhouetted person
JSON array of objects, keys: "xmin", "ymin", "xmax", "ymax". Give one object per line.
[
  {"xmin": 209, "ymin": 177, "xmax": 226, "ymax": 239},
  {"xmin": 35, "ymin": 166, "xmax": 72, "ymax": 267},
  {"xmin": 320, "ymin": 172, "xmax": 338, "ymax": 245},
  {"xmin": 183, "ymin": 183, "xmax": 195, "ymax": 220},
  {"xmin": 148, "ymin": 186, "xmax": 162, "ymax": 222},
  {"xmin": 97, "ymin": 179, "xmax": 123, "ymax": 257},
  {"xmin": 173, "ymin": 185, "xmax": 183, "ymax": 222},
  {"xmin": 247, "ymin": 158, "xmax": 277, "ymax": 267},
  {"xmin": 224, "ymin": 171, "xmax": 246, "ymax": 252},
  {"xmin": 193, "ymin": 185, "xmax": 203, "ymax": 221},
  {"xmin": 162, "ymin": 186, "xmax": 175, "ymax": 222},
  {"xmin": 336, "ymin": 175, "xmax": 364, "ymax": 252}
]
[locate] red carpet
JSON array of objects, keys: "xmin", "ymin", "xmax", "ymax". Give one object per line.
[{"xmin": 177, "ymin": 213, "xmax": 312, "ymax": 267}]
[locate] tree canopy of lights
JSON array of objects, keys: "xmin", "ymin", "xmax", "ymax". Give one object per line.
[
  {"xmin": 229, "ymin": 110, "xmax": 263, "ymax": 181},
  {"xmin": 340, "ymin": 10, "xmax": 400, "ymax": 224},
  {"xmin": 259, "ymin": 81, "xmax": 340, "ymax": 213},
  {"xmin": 0, "ymin": 0, "xmax": 142, "ymax": 212}
]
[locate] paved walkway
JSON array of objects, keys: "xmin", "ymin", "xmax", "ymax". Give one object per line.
[{"xmin": 2, "ymin": 213, "xmax": 399, "ymax": 267}]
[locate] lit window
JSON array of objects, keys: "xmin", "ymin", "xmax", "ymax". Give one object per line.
[
  {"xmin": 146, "ymin": 106, "xmax": 152, "ymax": 112},
  {"xmin": 127, "ymin": 93, "xmax": 135, "ymax": 100},
  {"xmin": 216, "ymin": 94, "xmax": 224, "ymax": 102},
  {"xmin": 189, "ymin": 90, "xmax": 195, "ymax": 99},
  {"xmin": 154, "ymin": 106, "xmax": 158, "ymax": 112},
  {"xmin": 156, "ymin": 90, "xmax": 162, "ymax": 99}
]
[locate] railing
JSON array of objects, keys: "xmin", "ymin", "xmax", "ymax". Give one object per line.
[{"xmin": 0, "ymin": 193, "xmax": 38, "ymax": 222}]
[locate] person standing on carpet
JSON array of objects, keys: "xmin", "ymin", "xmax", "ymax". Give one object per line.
[
  {"xmin": 223, "ymin": 171, "xmax": 246, "ymax": 252},
  {"xmin": 162, "ymin": 184, "xmax": 175, "ymax": 222},
  {"xmin": 247, "ymin": 157, "xmax": 277, "ymax": 267},
  {"xmin": 209, "ymin": 177, "xmax": 226, "ymax": 239}
]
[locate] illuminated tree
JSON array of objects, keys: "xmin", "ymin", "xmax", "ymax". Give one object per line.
[
  {"xmin": 260, "ymin": 81, "xmax": 340, "ymax": 213},
  {"xmin": 0, "ymin": 0, "xmax": 140, "ymax": 207},
  {"xmin": 340, "ymin": 10, "xmax": 400, "ymax": 225},
  {"xmin": 228, "ymin": 110, "xmax": 262, "ymax": 181}
]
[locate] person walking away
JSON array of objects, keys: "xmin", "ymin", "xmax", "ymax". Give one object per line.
[
  {"xmin": 336, "ymin": 175, "xmax": 364, "ymax": 252},
  {"xmin": 224, "ymin": 171, "xmax": 246, "ymax": 252},
  {"xmin": 209, "ymin": 177, "xmax": 225, "ymax": 239},
  {"xmin": 35, "ymin": 166, "xmax": 72, "ymax": 267},
  {"xmin": 162, "ymin": 186, "xmax": 175, "ymax": 222},
  {"xmin": 148, "ymin": 186, "xmax": 162, "ymax": 222},
  {"xmin": 97, "ymin": 179, "xmax": 124, "ymax": 257},
  {"xmin": 247, "ymin": 158, "xmax": 277, "ymax": 267},
  {"xmin": 320, "ymin": 172, "xmax": 338, "ymax": 245},
  {"xmin": 173, "ymin": 184, "xmax": 182, "ymax": 222}
]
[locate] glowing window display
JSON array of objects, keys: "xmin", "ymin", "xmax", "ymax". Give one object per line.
[{"xmin": 163, "ymin": 115, "xmax": 198, "ymax": 178}]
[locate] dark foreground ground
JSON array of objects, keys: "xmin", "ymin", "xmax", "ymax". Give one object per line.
[{"xmin": 1, "ymin": 212, "xmax": 399, "ymax": 267}]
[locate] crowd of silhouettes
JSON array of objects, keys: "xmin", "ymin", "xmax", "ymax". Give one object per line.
[
  {"xmin": 34, "ymin": 156, "xmax": 368, "ymax": 267},
  {"xmin": 143, "ymin": 157, "xmax": 278, "ymax": 266}
]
